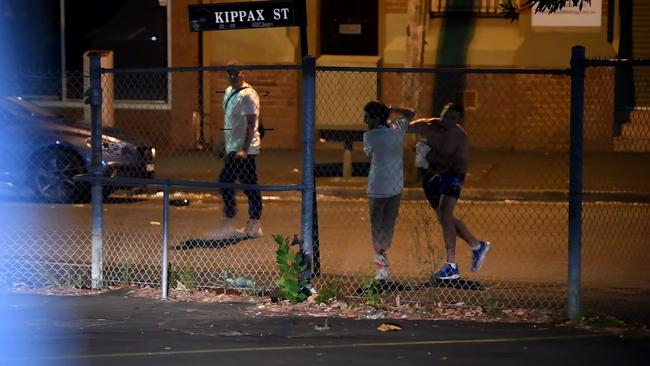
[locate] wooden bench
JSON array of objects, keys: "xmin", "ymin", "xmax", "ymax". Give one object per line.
[{"xmin": 318, "ymin": 129, "xmax": 365, "ymax": 178}]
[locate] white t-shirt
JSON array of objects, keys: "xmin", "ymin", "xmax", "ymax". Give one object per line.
[
  {"xmin": 363, "ymin": 118, "xmax": 409, "ymax": 197},
  {"xmin": 223, "ymin": 82, "xmax": 261, "ymax": 155}
]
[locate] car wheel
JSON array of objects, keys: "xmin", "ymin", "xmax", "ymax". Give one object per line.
[{"xmin": 32, "ymin": 149, "xmax": 88, "ymax": 203}]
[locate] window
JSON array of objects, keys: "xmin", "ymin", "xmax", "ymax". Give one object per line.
[
  {"xmin": 0, "ymin": 0, "xmax": 61, "ymax": 96},
  {"xmin": 430, "ymin": 0, "xmax": 509, "ymax": 17},
  {"xmin": 65, "ymin": 0, "xmax": 168, "ymax": 101}
]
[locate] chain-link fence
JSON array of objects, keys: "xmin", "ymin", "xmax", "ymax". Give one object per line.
[
  {"xmin": 580, "ymin": 61, "xmax": 650, "ymax": 323},
  {"xmin": 0, "ymin": 71, "xmax": 91, "ymax": 288},
  {"xmin": 1, "ymin": 52, "xmax": 649, "ymax": 323},
  {"xmin": 313, "ymin": 66, "xmax": 573, "ymax": 312}
]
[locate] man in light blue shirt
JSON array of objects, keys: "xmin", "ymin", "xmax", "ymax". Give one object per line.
[{"xmin": 362, "ymin": 101, "xmax": 414, "ymax": 281}]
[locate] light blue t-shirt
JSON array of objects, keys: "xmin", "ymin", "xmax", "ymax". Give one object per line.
[{"xmin": 363, "ymin": 118, "xmax": 409, "ymax": 197}]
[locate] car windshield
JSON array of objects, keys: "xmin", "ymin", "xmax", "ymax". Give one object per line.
[{"xmin": 0, "ymin": 97, "xmax": 62, "ymax": 119}]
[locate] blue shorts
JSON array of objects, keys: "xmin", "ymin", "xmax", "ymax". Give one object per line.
[{"xmin": 420, "ymin": 169, "xmax": 465, "ymax": 209}]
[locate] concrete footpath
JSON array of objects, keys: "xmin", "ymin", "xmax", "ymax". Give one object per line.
[
  {"xmin": 154, "ymin": 149, "xmax": 650, "ymax": 201},
  {"xmin": 1, "ymin": 291, "xmax": 648, "ymax": 366}
]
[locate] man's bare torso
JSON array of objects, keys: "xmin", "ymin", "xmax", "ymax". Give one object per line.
[{"xmin": 423, "ymin": 122, "xmax": 468, "ymax": 176}]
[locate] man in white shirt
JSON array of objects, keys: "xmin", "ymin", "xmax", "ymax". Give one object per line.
[
  {"xmin": 362, "ymin": 101, "xmax": 415, "ymax": 281},
  {"xmin": 213, "ymin": 61, "xmax": 263, "ymax": 240}
]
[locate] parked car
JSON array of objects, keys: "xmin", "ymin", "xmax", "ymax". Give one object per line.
[{"xmin": 0, "ymin": 96, "xmax": 155, "ymax": 203}]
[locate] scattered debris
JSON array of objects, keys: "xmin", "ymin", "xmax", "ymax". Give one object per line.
[
  {"xmin": 377, "ymin": 323, "xmax": 402, "ymax": 332},
  {"xmin": 9, "ymin": 284, "xmax": 646, "ymax": 338},
  {"xmin": 314, "ymin": 319, "xmax": 330, "ymax": 331}
]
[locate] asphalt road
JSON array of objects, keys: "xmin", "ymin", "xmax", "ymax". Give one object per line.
[{"xmin": 1, "ymin": 291, "xmax": 648, "ymax": 366}]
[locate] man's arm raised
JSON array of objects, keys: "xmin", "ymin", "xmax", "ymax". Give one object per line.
[{"xmin": 407, "ymin": 117, "xmax": 440, "ymax": 134}]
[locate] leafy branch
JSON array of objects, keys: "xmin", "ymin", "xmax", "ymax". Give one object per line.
[
  {"xmin": 500, "ymin": 0, "xmax": 591, "ymax": 22},
  {"xmin": 274, "ymin": 234, "xmax": 309, "ymax": 304}
]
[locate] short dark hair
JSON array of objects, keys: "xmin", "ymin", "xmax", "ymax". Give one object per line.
[
  {"xmin": 363, "ymin": 101, "xmax": 390, "ymax": 124},
  {"xmin": 445, "ymin": 102, "xmax": 464, "ymax": 116},
  {"xmin": 225, "ymin": 60, "xmax": 243, "ymax": 75},
  {"xmin": 226, "ymin": 59, "xmax": 242, "ymax": 67}
]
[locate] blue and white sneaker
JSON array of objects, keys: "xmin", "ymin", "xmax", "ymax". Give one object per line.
[
  {"xmin": 435, "ymin": 263, "xmax": 460, "ymax": 280},
  {"xmin": 471, "ymin": 241, "xmax": 491, "ymax": 272}
]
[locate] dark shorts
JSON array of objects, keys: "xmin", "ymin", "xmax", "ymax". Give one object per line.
[{"xmin": 420, "ymin": 169, "xmax": 465, "ymax": 209}]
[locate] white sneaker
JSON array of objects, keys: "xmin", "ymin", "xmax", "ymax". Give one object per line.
[
  {"xmin": 373, "ymin": 252, "xmax": 389, "ymax": 281},
  {"xmin": 211, "ymin": 218, "xmax": 237, "ymax": 240},
  {"xmin": 236, "ymin": 219, "xmax": 263, "ymax": 238}
]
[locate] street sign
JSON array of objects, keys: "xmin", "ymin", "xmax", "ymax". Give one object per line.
[{"xmin": 188, "ymin": 0, "xmax": 301, "ymax": 32}]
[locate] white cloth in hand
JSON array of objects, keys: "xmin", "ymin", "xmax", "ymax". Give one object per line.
[{"xmin": 415, "ymin": 140, "xmax": 431, "ymax": 169}]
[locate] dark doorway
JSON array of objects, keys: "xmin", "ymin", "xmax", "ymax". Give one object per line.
[{"xmin": 320, "ymin": 0, "xmax": 378, "ymax": 55}]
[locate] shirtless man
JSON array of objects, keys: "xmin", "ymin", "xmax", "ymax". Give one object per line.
[{"xmin": 407, "ymin": 102, "xmax": 491, "ymax": 280}]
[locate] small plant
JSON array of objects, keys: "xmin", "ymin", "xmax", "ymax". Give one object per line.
[
  {"xmin": 177, "ymin": 271, "xmax": 197, "ymax": 291},
  {"xmin": 167, "ymin": 263, "xmax": 196, "ymax": 292},
  {"xmin": 71, "ymin": 272, "xmax": 88, "ymax": 289},
  {"xmin": 315, "ymin": 280, "xmax": 344, "ymax": 304},
  {"xmin": 45, "ymin": 272, "xmax": 65, "ymax": 288},
  {"xmin": 119, "ymin": 261, "xmax": 133, "ymax": 285},
  {"xmin": 168, "ymin": 263, "xmax": 179, "ymax": 290},
  {"xmin": 410, "ymin": 214, "xmax": 444, "ymax": 276},
  {"xmin": 274, "ymin": 234, "xmax": 308, "ymax": 304},
  {"xmin": 360, "ymin": 276, "xmax": 383, "ymax": 308},
  {"xmin": 573, "ymin": 310, "xmax": 625, "ymax": 328},
  {"xmin": 482, "ymin": 296, "xmax": 502, "ymax": 317},
  {"xmin": 45, "ymin": 271, "xmax": 87, "ymax": 289}
]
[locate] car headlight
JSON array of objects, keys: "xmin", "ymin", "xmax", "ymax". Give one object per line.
[{"xmin": 85, "ymin": 135, "xmax": 128, "ymax": 155}]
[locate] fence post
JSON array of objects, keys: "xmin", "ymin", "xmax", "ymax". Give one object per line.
[
  {"xmin": 161, "ymin": 181, "xmax": 170, "ymax": 301},
  {"xmin": 568, "ymin": 45, "xmax": 585, "ymax": 319},
  {"xmin": 86, "ymin": 53, "xmax": 104, "ymax": 290},
  {"xmin": 300, "ymin": 55, "xmax": 316, "ymax": 286}
]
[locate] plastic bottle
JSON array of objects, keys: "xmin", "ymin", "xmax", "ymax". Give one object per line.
[{"xmin": 226, "ymin": 277, "xmax": 256, "ymax": 288}]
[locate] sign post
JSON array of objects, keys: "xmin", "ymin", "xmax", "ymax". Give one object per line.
[
  {"xmin": 188, "ymin": 0, "xmax": 319, "ymax": 284},
  {"xmin": 189, "ymin": 1, "xmax": 297, "ymax": 31}
]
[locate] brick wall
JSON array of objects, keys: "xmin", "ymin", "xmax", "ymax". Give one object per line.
[
  {"xmin": 378, "ymin": 67, "xmax": 615, "ymax": 152},
  {"xmin": 169, "ymin": 0, "xmax": 200, "ymax": 151},
  {"xmin": 386, "ymin": 0, "xmax": 409, "ymax": 13},
  {"xmin": 54, "ymin": 66, "xmax": 615, "ymax": 154}
]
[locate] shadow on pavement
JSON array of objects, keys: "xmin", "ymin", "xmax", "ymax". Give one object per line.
[
  {"xmin": 355, "ymin": 280, "xmax": 413, "ymax": 295},
  {"xmin": 425, "ymin": 278, "xmax": 487, "ymax": 291},
  {"xmin": 354, "ymin": 278, "xmax": 487, "ymax": 294},
  {"xmin": 174, "ymin": 236, "xmax": 257, "ymax": 250}
]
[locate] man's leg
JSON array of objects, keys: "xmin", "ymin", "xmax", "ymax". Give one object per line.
[
  {"xmin": 239, "ymin": 155, "xmax": 262, "ymax": 220},
  {"xmin": 437, "ymin": 194, "xmax": 459, "ymax": 263},
  {"xmin": 431, "ymin": 194, "xmax": 461, "ymax": 280},
  {"xmin": 369, "ymin": 197, "xmax": 390, "ymax": 280},
  {"xmin": 219, "ymin": 153, "xmax": 238, "ymax": 219},
  {"xmin": 238, "ymin": 155, "xmax": 263, "ymax": 237},
  {"xmin": 441, "ymin": 204, "xmax": 492, "ymax": 274},
  {"xmin": 453, "ymin": 217, "xmax": 479, "ymax": 248},
  {"xmin": 382, "ymin": 194, "xmax": 401, "ymax": 250},
  {"xmin": 445, "ymin": 176, "xmax": 491, "ymax": 272},
  {"xmin": 212, "ymin": 153, "xmax": 238, "ymax": 239},
  {"xmin": 369, "ymin": 197, "xmax": 389, "ymax": 253}
]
